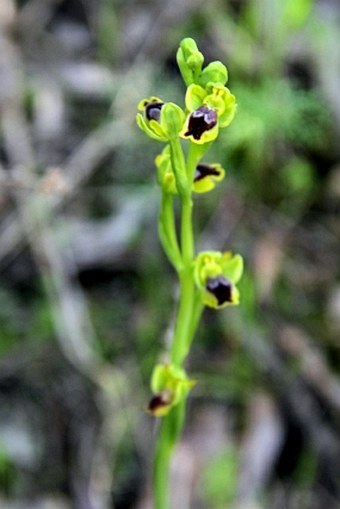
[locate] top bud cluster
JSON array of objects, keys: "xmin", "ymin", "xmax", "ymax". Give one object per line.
[{"xmin": 136, "ymin": 38, "xmax": 237, "ymax": 146}]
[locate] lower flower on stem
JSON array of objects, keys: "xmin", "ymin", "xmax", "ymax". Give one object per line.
[{"xmin": 147, "ymin": 363, "xmax": 196, "ymax": 417}]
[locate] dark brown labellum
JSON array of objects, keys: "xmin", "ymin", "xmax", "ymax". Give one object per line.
[
  {"xmin": 206, "ymin": 275, "xmax": 233, "ymax": 305},
  {"xmin": 147, "ymin": 391, "xmax": 172, "ymax": 414},
  {"xmin": 184, "ymin": 106, "xmax": 217, "ymax": 140},
  {"xmin": 145, "ymin": 101, "xmax": 164, "ymax": 121},
  {"xmin": 194, "ymin": 163, "xmax": 221, "ymax": 182}
]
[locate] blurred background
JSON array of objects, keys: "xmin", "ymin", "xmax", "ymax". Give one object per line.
[{"xmin": 0, "ymin": 0, "xmax": 339, "ymax": 508}]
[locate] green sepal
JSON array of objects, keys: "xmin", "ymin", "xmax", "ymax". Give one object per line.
[
  {"xmin": 176, "ymin": 38, "xmax": 204, "ymax": 86},
  {"xmin": 136, "ymin": 112, "xmax": 168, "ymax": 141},
  {"xmin": 184, "ymin": 84, "xmax": 207, "ymax": 112},
  {"xmin": 194, "ymin": 251, "xmax": 223, "ymax": 287},
  {"xmin": 204, "ymin": 83, "xmax": 237, "ymax": 126},
  {"xmin": 161, "ymin": 103, "xmax": 186, "ymax": 140},
  {"xmin": 199, "ymin": 61, "xmax": 228, "ymax": 87},
  {"xmin": 221, "ymin": 252, "xmax": 243, "ymax": 284}
]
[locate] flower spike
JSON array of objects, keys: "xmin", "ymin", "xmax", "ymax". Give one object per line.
[{"xmin": 136, "ymin": 37, "xmax": 243, "ymax": 509}]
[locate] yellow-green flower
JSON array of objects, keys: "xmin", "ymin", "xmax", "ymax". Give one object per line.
[
  {"xmin": 194, "ymin": 251, "xmax": 243, "ymax": 308},
  {"xmin": 155, "ymin": 146, "xmax": 225, "ymax": 194},
  {"xmin": 136, "ymin": 97, "xmax": 185, "ymax": 142},
  {"xmin": 147, "ymin": 363, "xmax": 196, "ymax": 417},
  {"xmin": 180, "ymin": 83, "xmax": 237, "ymax": 144}
]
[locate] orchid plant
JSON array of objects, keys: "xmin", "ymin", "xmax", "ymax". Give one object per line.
[{"xmin": 136, "ymin": 38, "xmax": 243, "ymax": 509}]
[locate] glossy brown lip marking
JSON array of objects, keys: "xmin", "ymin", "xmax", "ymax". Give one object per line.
[
  {"xmin": 145, "ymin": 101, "xmax": 164, "ymax": 121},
  {"xmin": 206, "ymin": 275, "xmax": 233, "ymax": 305},
  {"xmin": 194, "ymin": 163, "xmax": 221, "ymax": 182},
  {"xmin": 184, "ymin": 106, "xmax": 217, "ymax": 140},
  {"xmin": 147, "ymin": 391, "xmax": 172, "ymax": 414}
]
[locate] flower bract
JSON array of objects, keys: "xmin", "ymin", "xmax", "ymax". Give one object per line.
[{"xmin": 155, "ymin": 145, "xmax": 178, "ymax": 194}]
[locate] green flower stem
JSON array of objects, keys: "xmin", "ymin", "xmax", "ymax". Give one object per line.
[
  {"xmin": 171, "ymin": 268, "xmax": 195, "ymax": 366},
  {"xmin": 153, "ymin": 141, "xmax": 213, "ymax": 509},
  {"xmin": 153, "ymin": 398, "xmax": 186, "ymax": 509},
  {"xmin": 153, "ymin": 144, "xmax": 208, "ymax": 509},
  {"xmin": 173, "ymin": 189, "xmax": 195, "ymax": 366},
  {"xmin": 153, "ymin": 280, "xmax": 201, "ymax": 509},
  {"xmin": 186, "ymin": 296, "xmax": 204, "ymax": 353},
  {"xmin": 180, "ymin": 197, "xmax": 194, "ymax": 266},
  {"xmin": 159, "ymin": 192, "xmax": 183, "ymax": 271}
]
